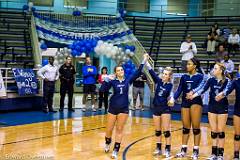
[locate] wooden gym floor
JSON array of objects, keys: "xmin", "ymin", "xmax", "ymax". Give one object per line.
[{"xmin": 0, "ymin": 110, "xmax": 235, "ymax": 160}]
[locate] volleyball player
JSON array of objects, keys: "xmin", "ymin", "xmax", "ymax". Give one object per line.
[
  {"xmin": 169, "ymin": 58, "xmax": 204, "ymax": 159},
  {"xmin": 189, "ymin": 63, "xmax": 231, "ymax": 160},
  {"xmin": 146, "ymin": 62, "xmax": 174, "ymax": 158},
  {"xmin": 103, "ymin": 54, "xmax": 149, "ymax": 159},
  {"xmin": 216, "ymin": 76, "xmax": 240, "ymax": 160}
]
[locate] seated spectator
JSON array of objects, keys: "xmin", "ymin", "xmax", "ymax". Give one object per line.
[
  {"xmin": 216, "ymin": 44, "xmax": 228, "ymax": 61},
  {"xmin": 214, "ymin": 22, "xmax": 221, "ymax": 36},
  {"xmin": 228, "ymin": 28, "xmax": 239, "ymax": 56},
  {"xmin": 221, "ymin": 53, "xmax": 235, "ymax": 79},
  {"xmin": 207, "ymin": 26, "xmax": 218, "ymax": 55}
]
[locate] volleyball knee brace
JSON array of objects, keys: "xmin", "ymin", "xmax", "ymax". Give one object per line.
[
  {"xmin": 182, "ymin": 127, "xmax": 190, "ymax": 134},
  {"xmin": 211, "ymin": 132, "xmax": 218, "ymax": 139},
  {"xmin": 235, "ymin": 135, "xmax": 240, "ymax": 141},
  {"xmin": 163, "ymin": 131, "xmax": 171, "ymax": 138},
  {"xmin": 155, "ymin": 130, "xmax": 162, "ymax": 137},
  {"xmin": 193, "ymin": 128, "xmax": 201, "ymax": 135},
  {"xmin": 218, "ymin": 132, "xmax": 225, "ymax": 139}
]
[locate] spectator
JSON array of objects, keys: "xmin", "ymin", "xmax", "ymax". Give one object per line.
[
  {"xmin": 132, "ymin": 73, "xmax": 147, "ymax": 111},
  {"xmin": 207, "ymin": 26, "xmax": 218, "ymax": 55},
  {"xmin": 82, "ymin": 56, "xmax": 97, "ymax": 112},
  {"xmin": 214, "ymin": 23, "xmax": 221, "ymax": 36},
  {"xmin": 228, "ymin": 28, "xmax": 240, "ymax": 56},
  {"xmin": 98, "ymin": 66, "xmax": 109, "ymax": 113},
  {"xmin": 216, "ymin": 44, "xmax": 228, "ymax": 61},
  {"xmin": 180, "ymin": 34, "xmax": 197, "ymax": 72},
  {"xmin": 38, "ymin": 56, "xmax": 59, "ymax": 113},
  {"xmin": 221, "ymin": 53, "xmax": 235, "ymax": 79},
  {"xmin": 59, "ymin": 56, "xmax": 76, "ymax": 112},
  {"xmin": 222, "ymin": 25, "xmax": 231, "ymax": 42}
]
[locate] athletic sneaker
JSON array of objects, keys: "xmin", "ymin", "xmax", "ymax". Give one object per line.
[
  {"xmin": 176, "ymin": 149, "xmax": 186, "ymax": 158},
  {"xmin": 104, "ymin": 143, "xmax": 111, "ymax": 153},
  {"xmin": 82, "ymin": 108, "xmax": 86, "ymax": 112},
  {"xmin": 111, "ymin": 150, "xmax": 118, "ymax": 159},
  {"xmin": 92, "ymin": 108, "xmax": 97, "ymax": 112},
  {"xmin": 141, "ymin": 108, "xmax": 144, "ymax": 111},
  {"xmin": 153, "ymin": 148, "xmax": 162, "ymax": 156},
  {"xmin": 191, "ymin": 151, "xmax": 199, "ymax": 160},
  {"xmin": 217, "ymin": 156, "xmax": 224, "ymax": 160},
  {"xmin": 165, "ymin": 149, "xmax": 171, "ymax": 158},
  {"xmin": 206, "ymin": 154, "xmax": 217, "ymax": 160}
]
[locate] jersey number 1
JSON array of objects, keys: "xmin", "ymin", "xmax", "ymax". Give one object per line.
[{"xmin": 120, "ymin": 87, "xmax": 123, "ymax": 94}]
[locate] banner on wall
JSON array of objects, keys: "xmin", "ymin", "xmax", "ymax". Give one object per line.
[
  {"xmin": 0, "ymin": 70, "xmax": 6, "ymax": 97},
  {"xmin": 12, "ymin": 68, "xmax": 38, "ymax": 96}
]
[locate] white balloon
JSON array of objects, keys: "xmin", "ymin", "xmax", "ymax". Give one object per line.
[
  {"xmin": 118, "ymin": 48, "xmax": 122, "ymax": 53},
  {"xmin": 116, "ymin": 13, "xmax": 121, "ymax": 18},
  {"xmin": 81, "ymin": 53, "xmax": 86, "ymax": 57},
  {"xmin": 64, "ymin": 52, "xmax": 69, "ymax": 57},
  {"xmin": 129, "ymin": 52, "xmax": 134, "ymax": 57},
  {"xmin": 108, "ymin": 43, "xmax": 114, "ymax": 48},
  {"xmin": 40, "ymin": 40, "xmax": 45, "ymax": 44},
  {"xmin": 59, "ymin": 54, "xmax": 64, "ymax": 57},
  {"xmin": 59, "ymin": 59, "xmax": 64, "ymax": 64},
  {"xmin": 28, "ymin": 2, "xmax": 33, "ymax": 8},
  {"xmin": 97, "ymin": 40, "xmax": 104, "ymax": 45},
  {"xmin": 125, "ymin": 49, "xmax": 131, "ymax": 54}
]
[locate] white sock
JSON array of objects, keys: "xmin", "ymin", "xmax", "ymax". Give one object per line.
[
  {"xmin": 193, "ymin": 146, "xmax": 199, "ymax": 149},
  {"xmin": 182, "ymin": 145, "xmax": 188, "ymax": 148}
]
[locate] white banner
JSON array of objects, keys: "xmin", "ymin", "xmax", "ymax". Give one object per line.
[{"xmin": 0, "ymin": 70, "xmax": 6, "ymax": 97}]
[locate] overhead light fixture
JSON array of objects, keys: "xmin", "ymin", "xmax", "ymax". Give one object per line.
[
  {"xmin": 177, "ymin": 13, "xmax": 188, "ymax": 16},
  {"xmin": 166, "ymin": 12, "xmax": 177, "ymax": 15}
]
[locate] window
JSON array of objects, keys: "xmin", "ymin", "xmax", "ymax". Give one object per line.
[
  {"xmin": 64, "ymin": 0, "xmax": 87, "ymax": 9},
  {"xmin": 124, "ymin": 0, "xmax": 150, "ymax": 13},
  {"xmin": 29, "ymin": 0, "xmax": 54, "ymax": 7}
]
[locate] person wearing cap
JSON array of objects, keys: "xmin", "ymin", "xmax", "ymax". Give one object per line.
[{"xmin": 180, "ymin": 35, "xmax": 197, "ymax": 72}]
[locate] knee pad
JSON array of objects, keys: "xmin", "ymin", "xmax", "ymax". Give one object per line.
[
  {"xmin": 235, "ymin": 135, "xmax": 240, "ymax": 141},
  {"xmin": 211, "ymin": 132, "xmax": 218, "ymax": 139},
  {"xmin": 193, "ymin": 128, "xmax": 201, "ymax": 135},
  {"xmin": 182, "ymin": 127, "xmax": 190, "ymax": 134},
  {"xmin": 164, "ymin": 131, "xmax": 171, "ymax": 138},
  {"xmin": 155, "ymin": 130, "xmax": 162, "ymax": 137},
  {"xmin": 218, "ymin": 132, "xmax": 225, "ymax": 139}
]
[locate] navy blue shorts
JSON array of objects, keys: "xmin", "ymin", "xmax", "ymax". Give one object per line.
[
  {"xmin": 152, "ymin": 106, "xmax": 171, "ymax": 116},
  {"xmin": 208, "ymin": 104, "xmax": 228, "ymax": 114},
  {"xmin": 108, "ymin": 107, "xmax": 129, "ymax": 115},
  {"xmin": 182, "ymin": 96, "xmax": 203, "ymax": 108},
  {"xmin": 234, "ymin": 105, "xmax": 240, "ymax": 117}
]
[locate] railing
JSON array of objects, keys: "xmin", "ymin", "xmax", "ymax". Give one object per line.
[{"xmin": 30, "ymin": 14, "xmax": 41, "ymax": 68}]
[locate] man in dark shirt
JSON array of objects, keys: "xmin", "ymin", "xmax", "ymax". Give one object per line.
[
  {"xmin": 59, "ymin": 56, "xmax": 76, "ymax": 112},
  {"xmin": 132, "ymin": 73, "xmax": 147, "ymax": 111}
]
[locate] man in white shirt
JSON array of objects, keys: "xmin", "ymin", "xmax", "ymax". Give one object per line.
[
  {"xmin": 221, "ymin": 53, "xmax": 235, "ymax": 79},
  {"xmin": 180, "ymin": 35, "xmax": 197, "ymax": 72},
  {"xmin": 38, "ymin": 56, "xmax": 59, "ymax": 113}
]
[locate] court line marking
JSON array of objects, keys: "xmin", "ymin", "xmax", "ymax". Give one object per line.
[
  {"xmin": 1, "ymin": 126, "xmax": 106, "ymax": 146},
  {"xmin": 122, "ymin": 128, "xmax": 182, "ymax": 160}
]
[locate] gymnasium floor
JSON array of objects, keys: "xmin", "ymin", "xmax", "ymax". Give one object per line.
[{"xmin": 0, "ymin": 109, "xmax": 235, "ymax": 160}]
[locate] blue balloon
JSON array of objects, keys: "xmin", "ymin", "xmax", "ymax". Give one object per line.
[
  {"xmin": 131, "ymin": 63, "xmax": 135, "ymax": 69},
  {"xmin": 22, "ymin": 5, "xmax": 29, "ymax": 10},
  {"xmin": 130, "ymin": 46, "xmax": 136, "ymax": 52},
  {"xmin": 40, "ymin": 43, "xmax": 47, "ymax": 50},
  {"xmin": 80, "ymin": 47, "xmax": 86, "ymax": 53},
  {"xmin": 76, "ymin": 45, "xmax": 81, "ymax": 51},
  {"xmin": 42, "ymin": 59, "xmax": 48, "ymax": 66},
  {"xmin": 85, "ymin": 43, "xmax": 91, "ymax": 49},
  {"xmin": 91, "ymin": 39, "xmax": 97, "ymax": 47},
  {"xmin": 71, "ymin": 50, "xmax": 78, "ymax": 57},
  {"xmin": 31, "ymin": 7, "xmax": 36, "ymax": 12}
]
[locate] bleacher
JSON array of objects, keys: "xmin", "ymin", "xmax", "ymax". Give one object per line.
[
  {"xmin": 0, "ymin": 10, "xmax": 34, "ymax": 69},
  {"xmin": 125, "ymin": 16, "xmax": 240, "ymax": 73}
]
